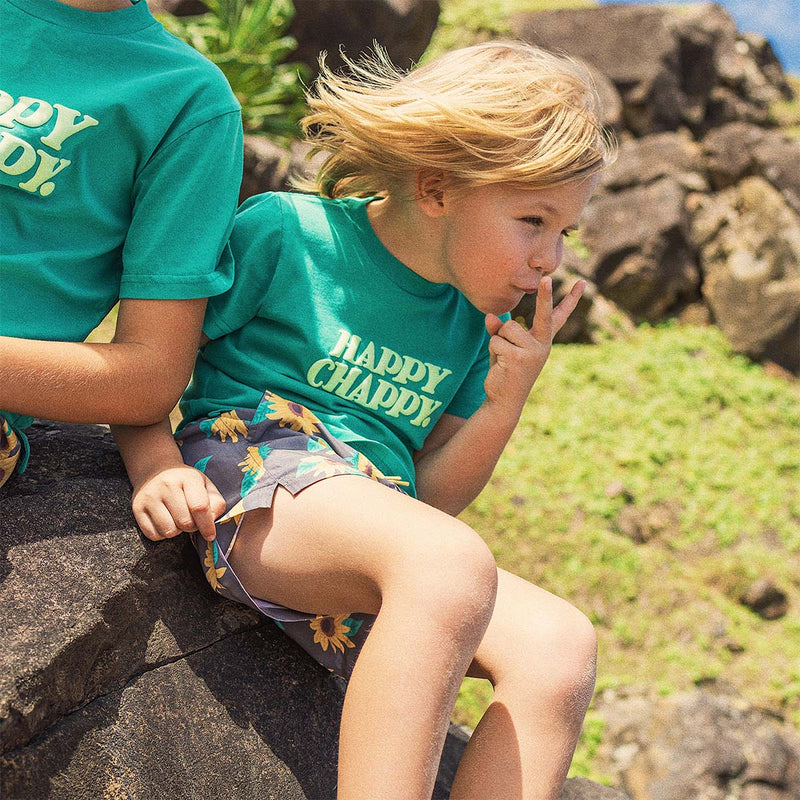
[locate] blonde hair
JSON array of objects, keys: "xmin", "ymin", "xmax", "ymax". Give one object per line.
[{"xmin": 297, "ymin": 41, "xmax": 616, "ymax": 198}]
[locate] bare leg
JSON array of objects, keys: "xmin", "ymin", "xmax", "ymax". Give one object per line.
[
  {"xmin": 450, "ymin": 569, "xmax": 597, "ymax": 800},
  {"xmin": 228, "ymin": 476, "xmax": 498, "ymax": 800}
]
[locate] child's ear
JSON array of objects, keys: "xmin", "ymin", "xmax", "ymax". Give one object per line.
[{"xmin": 415, "ymin": 169, "xmax": 449, "ymax": 217}]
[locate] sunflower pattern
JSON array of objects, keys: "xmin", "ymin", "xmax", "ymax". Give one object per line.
[
  {"xmin": 238, "ymin": 443, "xmax": 271, "ymax": 498},
  {"xmin": 203, "ymin": 539, "xmax": 227, "ymax": 592},
  {"xmin": 178, "ymin": 389, "xmax": 406, "ymax": 678},
  {"xmin": 200, "ymin": 410, "xmax": 248, "ymax": 442},
  {"xmin": 0, "ymin": 418, "xmax": 22, "ymax": 489},
  {"xmin": 309, "ymin": 614, "xmax": 360, "ymax": 653},
  {"xmin": 254, "ymin": 391, "xmax": 321, "ymax": 435}
]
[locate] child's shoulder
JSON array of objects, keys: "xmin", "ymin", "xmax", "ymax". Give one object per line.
[{"xmin": 237, "ymin": 191, "xmax": 372, "ymax": 227}]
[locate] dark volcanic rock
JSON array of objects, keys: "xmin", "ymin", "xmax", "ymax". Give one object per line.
[{"xmin": 0, "ymin": 422, "xmax": 463, "ymax": 799}]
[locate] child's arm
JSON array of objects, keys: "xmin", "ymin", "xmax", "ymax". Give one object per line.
[
  {"xmin": 112, "ymin": 419, "xmax": 225, "ymax": 542},
  {"xmin": 413, "ymin": 277, "xmax": 585, "ymax": 516},
  {"xmin": 0, "ymin": 297, "xmax": 206, "ymax": 427}
]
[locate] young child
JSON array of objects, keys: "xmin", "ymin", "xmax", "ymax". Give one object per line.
[
  {"xmin": 119, "ymin": 41, "xmax": 615, "ymax": 799},
  {"xmin": 0, "ymin": 0, "xmax": 243, "ymax": 487}
]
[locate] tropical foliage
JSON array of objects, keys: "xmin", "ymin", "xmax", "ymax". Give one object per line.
[{"xmin": 159, "ymin": 0, "xmax": 308, "ymax": 138}]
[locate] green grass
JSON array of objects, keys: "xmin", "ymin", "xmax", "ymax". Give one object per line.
[{"xmin": 452, "ymin": 322, "xmax": 800, "ymax": 780}]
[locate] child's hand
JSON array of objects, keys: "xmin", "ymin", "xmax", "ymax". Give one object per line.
[
  {"xmin": 131, "ymin": 466, "xmax": 226, "ymax": 543},
  {"xmin": 484, "ymin": 277, "xmax": 586, "ymax": 411}
]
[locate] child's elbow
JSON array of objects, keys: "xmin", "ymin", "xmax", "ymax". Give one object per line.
[{"xmin": 120, "ymin": 390, "xmax": 181, "ymax": 427}]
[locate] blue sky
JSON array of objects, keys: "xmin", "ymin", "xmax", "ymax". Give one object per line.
[{"xmin": 599, "ymin": 0, "xmax": 800, "ymax": 73}]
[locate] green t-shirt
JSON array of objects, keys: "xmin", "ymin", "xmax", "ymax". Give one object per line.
[
  {"xmin": 181, "ymin": 192, "xmax": 500, "ymax": 493},
  {"xmin": 0, "ymin": 0, "xmax": 244, "ymax": 463}
]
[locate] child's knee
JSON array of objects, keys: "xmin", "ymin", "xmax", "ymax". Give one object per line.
[
  {"xmin": 391, "ymin": 521, "xmax": 498, "ymax": 637},
  {"xmin": 505, "ymin": 603, "xmax": 596, "ymax": 714},
  {"xmin": 541, "ymin": 606, "xmax": 597, "ymax": 710}
]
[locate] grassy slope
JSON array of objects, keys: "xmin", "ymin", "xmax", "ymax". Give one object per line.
[{"xmin": 453, "ymin": 323, "xmax": 800, "ymax": 778}]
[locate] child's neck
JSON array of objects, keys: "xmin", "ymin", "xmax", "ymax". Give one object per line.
[
  {"xmin": 366, "ymin": 195, "xmax": 446, "ymax": 285},
  {"xmin": 56, "ymin": 0, "xmax": 133, "ymax": 10}
]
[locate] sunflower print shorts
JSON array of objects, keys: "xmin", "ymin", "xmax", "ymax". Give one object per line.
[
  {"xmin": 177, "ymin": 390, "xmax": 408, "ymax": 679},
  {"xmin": 0, "ymin": 416, "xmax": 23, "ymax": 490}
]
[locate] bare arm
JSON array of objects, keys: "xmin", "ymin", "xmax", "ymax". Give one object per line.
[
  {"xmin": 0, "ymin": 297, "xmax": 207, "ymax": 426},
  {"xmin": 414, "ymin": 277, "xmax": 585, "ymax": 516}
]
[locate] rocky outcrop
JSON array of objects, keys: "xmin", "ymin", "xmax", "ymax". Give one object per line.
[
  {"xmin": 592, "ymin": 688, "xmax": 800, "ymax": 800},
  {"xmin": 510, "ymin": 4, "xmax": 791, "ymax": 138},
  {"xmin": 504, "ymin": 4, "xmax": 799, "ymax": 372},
  {"xmin": 0, "ymin": 422, "xmax": 457, "ymax": 798}
]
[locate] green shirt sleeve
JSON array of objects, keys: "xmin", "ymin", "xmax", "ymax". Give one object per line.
[
  {"xmin": 201, "ymin": 191, "xmax": 287, "ymax": 340},
  {"xmin": 119, "ymin": 110, "xmax": 244, "ymax": 300}
]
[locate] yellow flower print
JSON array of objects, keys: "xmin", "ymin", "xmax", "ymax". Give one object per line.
[
  {"xmin": 239, "ymin": 445, "xmax": 266, "ymax": 477},
  {"xmin": 203, "ymin": 540, "xmax": 227, "ymax": 592},
  {"xmin": 350, "ymin": 452, "xmax": 410, "ymax": 487},
  {"xmin": 0, "ymin": 425, "xmax": 20, "ymax": 468},
  {"xmin": 310, "ymin": 614, "xmax": 356, "ymax": 653},
  {"xmin": 210, "ymin": 410, "xmax": 248, "ymax": 442},
  {"xmin": 296, "ymin": 456, "xmax": 353, "ymax": 480},
  {"xmin": 352, "ymin": 452, "xmax": 386, "ymax": 481},
  {"xmin": 263, "ymin": 395, "xmax": 320, "ymax": 435}
]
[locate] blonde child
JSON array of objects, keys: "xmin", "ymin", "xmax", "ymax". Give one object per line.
[{"xmin": 117, "ymin": 41, "xmax": 615, "ymax": 799}]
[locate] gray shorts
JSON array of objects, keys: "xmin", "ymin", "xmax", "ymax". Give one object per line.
[{"xmin": 177, "ymin": 390, "xmax": 408, "ymax": 678}]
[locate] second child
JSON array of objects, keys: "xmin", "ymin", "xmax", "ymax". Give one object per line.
[{"xmin": 118, "ymin": 41, "xmax": 615, "ymax": 800}]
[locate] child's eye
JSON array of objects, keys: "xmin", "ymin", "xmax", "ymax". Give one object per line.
[{"xmin": 521, "ymin": 216, "xmax": 544, "ymax": 227}]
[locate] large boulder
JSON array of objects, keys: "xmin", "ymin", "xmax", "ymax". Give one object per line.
[
  {"xmin": 593, "ymin": 688, "xmax": 800, "ymax": 800},
  {"xmin": 0, "ymin": 422, "xmax": 459, "ymax": 798},
  {"xmin": 288, "ymin": 0, "xmax": 440, "ymax": 75},
  {"xmin": 701, "ymin": 123, "xmax": 800, "ymax": 214},
  {"xmin": 510, "ymin": 4, "xmax": 791, "ymax": 137},
  {"xmin": 690, "ymin": 176, "xmax": 800, "ymax": 372},
  {"xmin": 576, "ymin": 176, "xmax": 701, "ymax": 322}
]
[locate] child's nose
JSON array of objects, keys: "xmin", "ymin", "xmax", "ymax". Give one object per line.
[{"xmin": 528, "ymin": 239, "xmax": 562, "ymax": 275}]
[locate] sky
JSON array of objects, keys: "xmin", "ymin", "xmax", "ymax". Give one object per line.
[{"xmin": 599, "ymin": 0, "xmax": 800, "ymax": 74}]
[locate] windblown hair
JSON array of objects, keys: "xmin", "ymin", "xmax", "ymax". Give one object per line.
[{"xmin": 296, "ymin": 41, "xmax": 616, "ymax": 198}]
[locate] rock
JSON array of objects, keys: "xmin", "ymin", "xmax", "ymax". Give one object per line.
[
  {"xmin": 614, "ymin": 506, "xmax": 649, "ymax": 545},
  {"xmin": 702, "ymin": 123, "xmax": 800, "ymax": 214},
  {"xmin": 559, "ymin": 777, "xmax": 632, "ymax": 799},
  {"xmin": 594, "ymin": 688, "xmax": 800, "ymax": 800},
  {"xmin": 613, "ymin": 503, "xmax": 680, "ymax": 545},
  {"xmin": 605, "ymin": 482, "xmax": 634, "ymax": 503},
  {"xmin": 577, "ymin": 177, "xmax": 700, "ymax": 322},
  {"xmin": 240, "ymin": 135, "xmax": 292, "ymax": 204},
  {"xmin": 147, "ymin": 0, "xmax": 207, "ymax": 16},
  {"xmin": 601, "ymin": 131, "xmax": 706, "ymax": 193},
  {"xmin": 510, "ymin": 5, "xmax": 790, "ymax": 137},
  {"xmin": 288, "ymin": 0, "xmax": 440, "ymax": 76},
  {"xmin": 0, "ymin": 422, "xmax": 463, "ymax": 798},
  {"xmin": 690, "ymin": 176, "xmax": 800, "ymax": 372},
  {"xmin": 702, "ymin": 121, "xmax": 769, "ymax": 190},
  {"xmin": 740, "ymin": 579, "xmax": 790, "ymax": 620},
  {"xmin": 752, "ymin": 132, "xmax": 800, "ymax": 217}
]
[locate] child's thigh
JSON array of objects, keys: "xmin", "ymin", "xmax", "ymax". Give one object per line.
[
  {"xmin": 229, "ymin": 474, "xmax": 495, "ymax": 618},
  {"xmin": 467, "ymin": 568, "xmax": 597, "ymax": 687}
]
